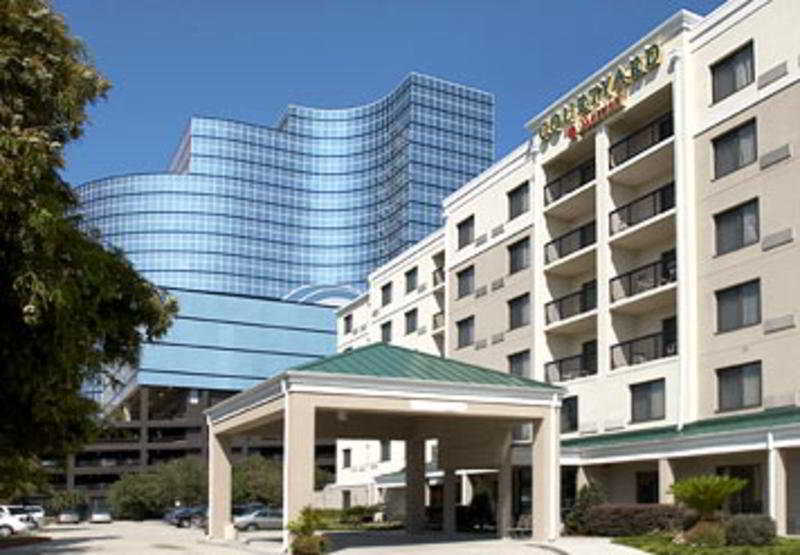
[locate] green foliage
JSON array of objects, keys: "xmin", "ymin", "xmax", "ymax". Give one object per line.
[
  {"xmin": 45, "ymin": 489, "xmax": 87, "ymax": 515},
  {"xmin": 725, "ymin": 515, "xmax": 777, "ymax": 547},
  {"xmin": 0, "ymin": 456, "xmax": 51, "ymax": 502},
  {"xmin": 615, "ymin": 534, "xmax": 800, "ymax": 554},
  {"xmin": 289, "ymin": 506, "xmax": 329, "ymax": 554},
  {"xmin": 157, "ymin": 456, "xmax": 207, "ymax": 508},
  {"xmin": 669, "ymin": 475, "xmax": 747, "ymax": 520},
  {"xmin": 0, "ymin": 0, "xmax": 177, "ymax": 488},
  {"xmin": 564, "ymin": 480, "xmax": 607, "ymax": 535},
  {"xmin": 232, "ymin": 455, "xmax": 282, "ymax": 506},
  {"xmin": 108, "ymin": 471, "xmax": 163, "ymax": 520},
  {"xmin": 685, "ymin": 520, "xmax": 726, "ymax": 547},
  {"xmin": 583, "ymin": 504, "xmax": 687, "ymax": 536},
  {"xmin": 338, "ymin": 505, "xmax": 381, "ymax": 526}
]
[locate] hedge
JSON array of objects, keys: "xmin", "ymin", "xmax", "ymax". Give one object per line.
[{"xmin": 585, "ymin": 504, "xmax": 688, "ymax": 536}]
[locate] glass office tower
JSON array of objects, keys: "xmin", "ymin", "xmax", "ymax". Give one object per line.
[{"xmin": 75, "ymin": 73, "xmax": 494, "ymax": 394}]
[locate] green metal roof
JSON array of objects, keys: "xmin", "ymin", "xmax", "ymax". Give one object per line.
[
  {"xmin": 291, "ymin": 343, "xmax": 561, "ymax": 391},
  {"xmin": 562, "ymin": 406, "xmax": 800, "ymax": 450}
]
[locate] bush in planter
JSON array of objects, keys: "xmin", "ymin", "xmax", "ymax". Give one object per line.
[
  {"xmin": 584, "ymin": 503, "xmax": 687, "ymax": 536},
  {"xmin": 564, "ymin": 481, "xmax": 606, "ymax": 535},
  {"xmin": 289, "ymin": 506, "xmax": 328, "ymax": 555},
  {"xmin": 725, "ymin": 514, "xmax": 776, "ymax": 546}
]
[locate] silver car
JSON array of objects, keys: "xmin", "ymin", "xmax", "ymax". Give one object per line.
[{"xmin": 233, "ymin": 507, "xmax": 283, "ymax": 531}]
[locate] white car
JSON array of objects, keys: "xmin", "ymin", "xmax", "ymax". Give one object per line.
[
  {"xmin": 0, "ymin": 508, "xmax": 32, "ymax": 537},
  {"xmin": 89, "ymin": 510, "xmax": 112, "ymax": 524}
]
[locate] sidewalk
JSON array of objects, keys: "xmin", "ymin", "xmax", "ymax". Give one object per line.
[{"xmin": 537, "ymin": 536, "xmax": 646, "ymax": 555}]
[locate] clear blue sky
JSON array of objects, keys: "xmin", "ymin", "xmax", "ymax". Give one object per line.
[{"xmin": 54, "ymin": 0, "xmax": 725, "ymax": 186}]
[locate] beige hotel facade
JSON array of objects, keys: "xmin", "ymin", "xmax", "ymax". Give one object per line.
[{"xmin": 334, "ymin": 0, "xmax": 800, "ymax": 534}]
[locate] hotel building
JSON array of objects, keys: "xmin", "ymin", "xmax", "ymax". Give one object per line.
[
  {"xmin": 335, "ymin": 0, "xmax": 800, "ymax": 534},
  {"xmin": 58, "ymin": 74, "xmax": 494, "ymax": 500}
]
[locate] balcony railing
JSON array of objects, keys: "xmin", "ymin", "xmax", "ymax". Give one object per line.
[
  {"xmin": 610, "ymin": 332, "xmax": 677, "ymax": 369},
  {"xmin": 609, "ymin": 182, "xmax": 675, "ymax": 234},
  {"xmin": 544, "ymin": 158, "xmax": 596, "ymax": 206},
  {"xmin": 545, "ymin": 221, "xmax": 596, "ymax": 264},
  {"xmin": 432, "ymin": 267, "xmax": 445, "ymax": 287},
  {"xmin": 545, "ymin": 354, "xmax": 598, "ymax": 383},
  {"xmin": 609, "ymin": 112, "xmax": 673, "ymax": 168},
  {"xmin": 610, "ymin": 259, "xmax": 677, "ymax": 302},
  {"xmin": 545, "ymin": 288, "xmax": 597, "ymax": 324},
  {"xmin": 432, "ymin": 312, "xmax": 444, "ymax": 330}
]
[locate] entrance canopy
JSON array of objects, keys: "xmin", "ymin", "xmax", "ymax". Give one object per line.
[{"xmin": 205, "ymin": 344, "xmax": 564, "ymax": 545}]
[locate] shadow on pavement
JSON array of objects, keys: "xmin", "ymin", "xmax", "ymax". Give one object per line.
[
  {"xmin": 6, "ymin": 535, "xmax": 120, "ymax": 553},
  {"xmin": 325, "ymin": 530, "xmax": 497, "ymax": 552}
]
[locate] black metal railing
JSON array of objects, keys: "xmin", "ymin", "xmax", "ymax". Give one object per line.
[
  {"xmin": 545, "ymin": 221, "xmax": 596, "ymax": 264},
  {"xmin": 610, "ymin": 332, "xmax": 677, "ymax": 369},
  {"xmin": 432, "ymin": 312, "xmax": 444, "ymax": 330},
  {"xmin": 610, "ymin": 259, "xmax": 677, "ymax": 302},
  {"xmin": 545, "ymin": 288, "xmax": 597, "ymax": 324},
  {"xmin": 545, "ymin": 354, "xmax": 598, "ymax": 383},
  {"xmin": 544, "ymin": 158, "xmax": 596, "ymax": 206},
  {"xmin": 609, "ymin": 182, "xmax": 675, "ymax": 234},
  {"xmin": 432, "ymin": 267, "xmax": 445, "ymax": 286},
  {"xmin": 609, "ymin": 112, "xmax": 673, "ymax": 168}
]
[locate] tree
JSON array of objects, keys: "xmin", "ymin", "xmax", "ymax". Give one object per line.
[
  {"xmin": 0, "ymin": 0, "xmax": 177, "ymax": 489},
  {"xmin": 670, "ymin": 475, "xmax": 747, "ymax": 521},
  {"xmin": 232, "ymin": 455, "xmax": 282, "ymax": 506},
  {"xmin": 156, "ymin": 456, "xmax": 207, "ymax": 508},
  {"xmin": 44, "ymin": 489, "xmax": 87, "ymax": 516},
  {"xmin": 108, "ymin": 471, "xmax": 163, "ymax": 520},
  {"xmin": 564, "ymin": 480, "xmax": 607, "ymax": 535}
]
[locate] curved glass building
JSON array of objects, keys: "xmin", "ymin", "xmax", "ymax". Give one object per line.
[{"xmin": 78, "ymin": 73, "xmax": 494, "ymax": 305}]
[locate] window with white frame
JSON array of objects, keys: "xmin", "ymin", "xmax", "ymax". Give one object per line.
[
  {"xmin": 712, "ymin": 42, "xmax": 754, "ymax": 104},
  {"xmin": 457, "ymin": 215, "xmax": 475, "ymax": 249},
  {"xmin": 508, "ymin": 182, "xmax": 530, "ymax": 221},
  {"xmin": 456, "ymin": 316, "xmax": 474, "ymax": 348},
  {"xmin": 405, "ymin": 267, "xmax": 418, "ymax": 294},
  {"xmin": 508, "ymin": 293, "xmax": 530, "ymax": 330},
  {"xmin": 715, "ymin": 199, "xmax": 759, "ymax": 255},
  {"xmin": 508, "ymin": 350, "xmax": 530, "ymax": 377},
  {"xmin": 714, "ymin": 120, "xmax": 757, "ymax": 179},
  {"xmin": 457, "ymin": 266, "xmax": 475, "ymax": 298},
  {"xmin": 404, "ymin": 308, "xmax": 418, "ymax": 335},
  {"xmin": 631, "ymin": 379, "xmax": 665, "ymax": 423},
  {"xmin": 380, "ymin": 321, "xmax": 392, "ymax": 343},
  {"xmin": 716, "ymin": 279, "xmax": 760, "ymax": 332},
  {"xmin": 717, "ymin": 361, "xmax": 761, "ymax": 411},
  {"xmin": 508, "ymin": 237, "xmax": 530, "ymax": 274}
]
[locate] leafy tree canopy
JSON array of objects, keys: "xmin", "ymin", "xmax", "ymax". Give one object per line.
[{"xmin": 0, "ymin": 0, "xmax": 177, "ymax": 483}]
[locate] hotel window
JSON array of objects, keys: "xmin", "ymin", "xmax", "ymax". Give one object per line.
[
  {"xmin": 561, "ymin": 396, "xmax": 578, "ymax": 433},
  {"xmin": 380, "ymin": 321, "xmax": 392, "ymax": 343},
  {"xmin": 457, "ymin": 215, "xmax": 475, "ymax": 249},
  {"xmin": 343, "ymin": 314, "xmax": 353, "ymax": 334},
  {"xmin": 714, "ymin": 120, "xmax": 757, "ymax": 178},
  {"xmin": 405, "ymin": 309, "xmax": 418, "ymax": 335},
  {"xmin": 380, "ymin": 440, "xmax": 391, "ymax": 462},
  {"xmin": 381, "ymin": 282, "xmax": 392, "ymax": 307},
  {"xmin": 715, "ymin": 199, "xmax": 759, "ymax": 255},
  {"xmin": 508, "ymin": 293, "xmax": 530, "ymax": 330},
  {"xmin": 712, "ymin": 42, "xmax": 754, "ymax": 103},
  {"xmin": 508, "ymin": 182, "xmax": 530, "ymax": 221},
  {"xmin": 508, "ymin": 350, "xmax": 530, "ymax": 378},
  {"xmin": 508, "ymin": 237, "xmax": 530, "ymax": 275},
  {"xmin": 342, "ymin": 490, "xmax": 351, "ymax": 510},
  {"xmin": 342, "ymin": 449, "xmax": 352, "ymax": 468},
  {"xmin": 456, "ymin": 316, "xmax": 474, "ymax": 348},
  {"xmin": 716, "ymin": 279, "xmax": 760, "ymax": 332},
  {"xmin": 405, "ymin": 267, "xmax": 418, "ymax": 294},
  {"xmin": 456, "ymin": 266, "xmax": 475, "ymax": 298},
  {"xmin": 718, "ymin": 361, "xmax": 761, "ymax": 412},
  {"xmin": 630, "ymin": 379, "xmax": 665, "ymax": 423}
]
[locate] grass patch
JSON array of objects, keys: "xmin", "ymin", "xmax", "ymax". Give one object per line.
[{"xmin": 615, "ymin": 533, "xmax": 800, "ymax": 554}]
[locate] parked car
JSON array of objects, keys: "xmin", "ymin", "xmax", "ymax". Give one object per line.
[
  {"xmin": 171, "ymin": 507, "xmax": 205, "ymax": 528},
  {"xmin": 0, "ymin": 506, "xmax": 33, "ymax": 537},
  {"xmin": 233, "ymin": 507, "xmax": 283, "ymax": 531},
  {"xmin": 23, "ymin": 505, "xmax": 45, "ymax": 526},
  {"xmin": 0, "ymin": 506, "xmax": 35, "ymax": 529},
  {"xmin": 89, "ymin": 509, "xmax": 112, "ymax": 523},
  {"xmin": 57, "ymin": 510, "xmax": 80, "ymax": 524}
]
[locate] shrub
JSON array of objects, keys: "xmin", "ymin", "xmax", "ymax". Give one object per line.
[
  {"xmin": 564, "ymin": 481, "xmax": 606, "ymax": 535},
  {"xmin": 289, "ymin": 506, "xmax": 328, "ymax": 554},
  {"xmin": 684, "ymin": 519, "xmax": 725, "ymax": 547},
  {"xmin": 291, "ymin": 534, "xmax": 329, "ymax": 555},
  {"xmin": 339, "ymin": 504, "xmax": 380, "ymax": 525},
  {"xmin": 725, "ymin": 514, "xmax": 776, "ymax": 546},
  {"xmin": 669, "ymin": 475, "xmax": 747, "ymax": 520},
  {"xmin": 584, "ymin": 504, "xmax": 687, "ymax": 536}
]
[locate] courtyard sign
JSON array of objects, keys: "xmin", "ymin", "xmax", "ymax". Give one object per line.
[{"xmin": 536, "ymin": 43, "xmax": 661, "ymax": 143}]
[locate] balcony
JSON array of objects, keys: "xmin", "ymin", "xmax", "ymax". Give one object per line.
[
  {"xmin": 610, "ymin": 259, "xmax": 677, "ymax": 303},
  {"xmin": 432, "ymin": 267, "xmax": 445, "ymax": 288},
  {"xmin": 545, "ymin": 354, "xmax": 598, "ymax": 383},
  {"xmin": 545, "ymin": 288, "xmax": 597, "ymax": 330},
  {"xmin": 610, "ymin": 182, "xmax": 675, "ymax": 236},
  {"xmin": 609, "ymin": 112, "xmax": 673, "ymax": 169},
  {"xmin": 610, "ymin": 332, "xmax": 677, "ymax": 370},
  {"xmin": 544, "ymin": 158, "xmax": 595, "ymax": 206},
  {"xmin": 544, "ymin": 221, "xmax": 596, "ymax": 277}
]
